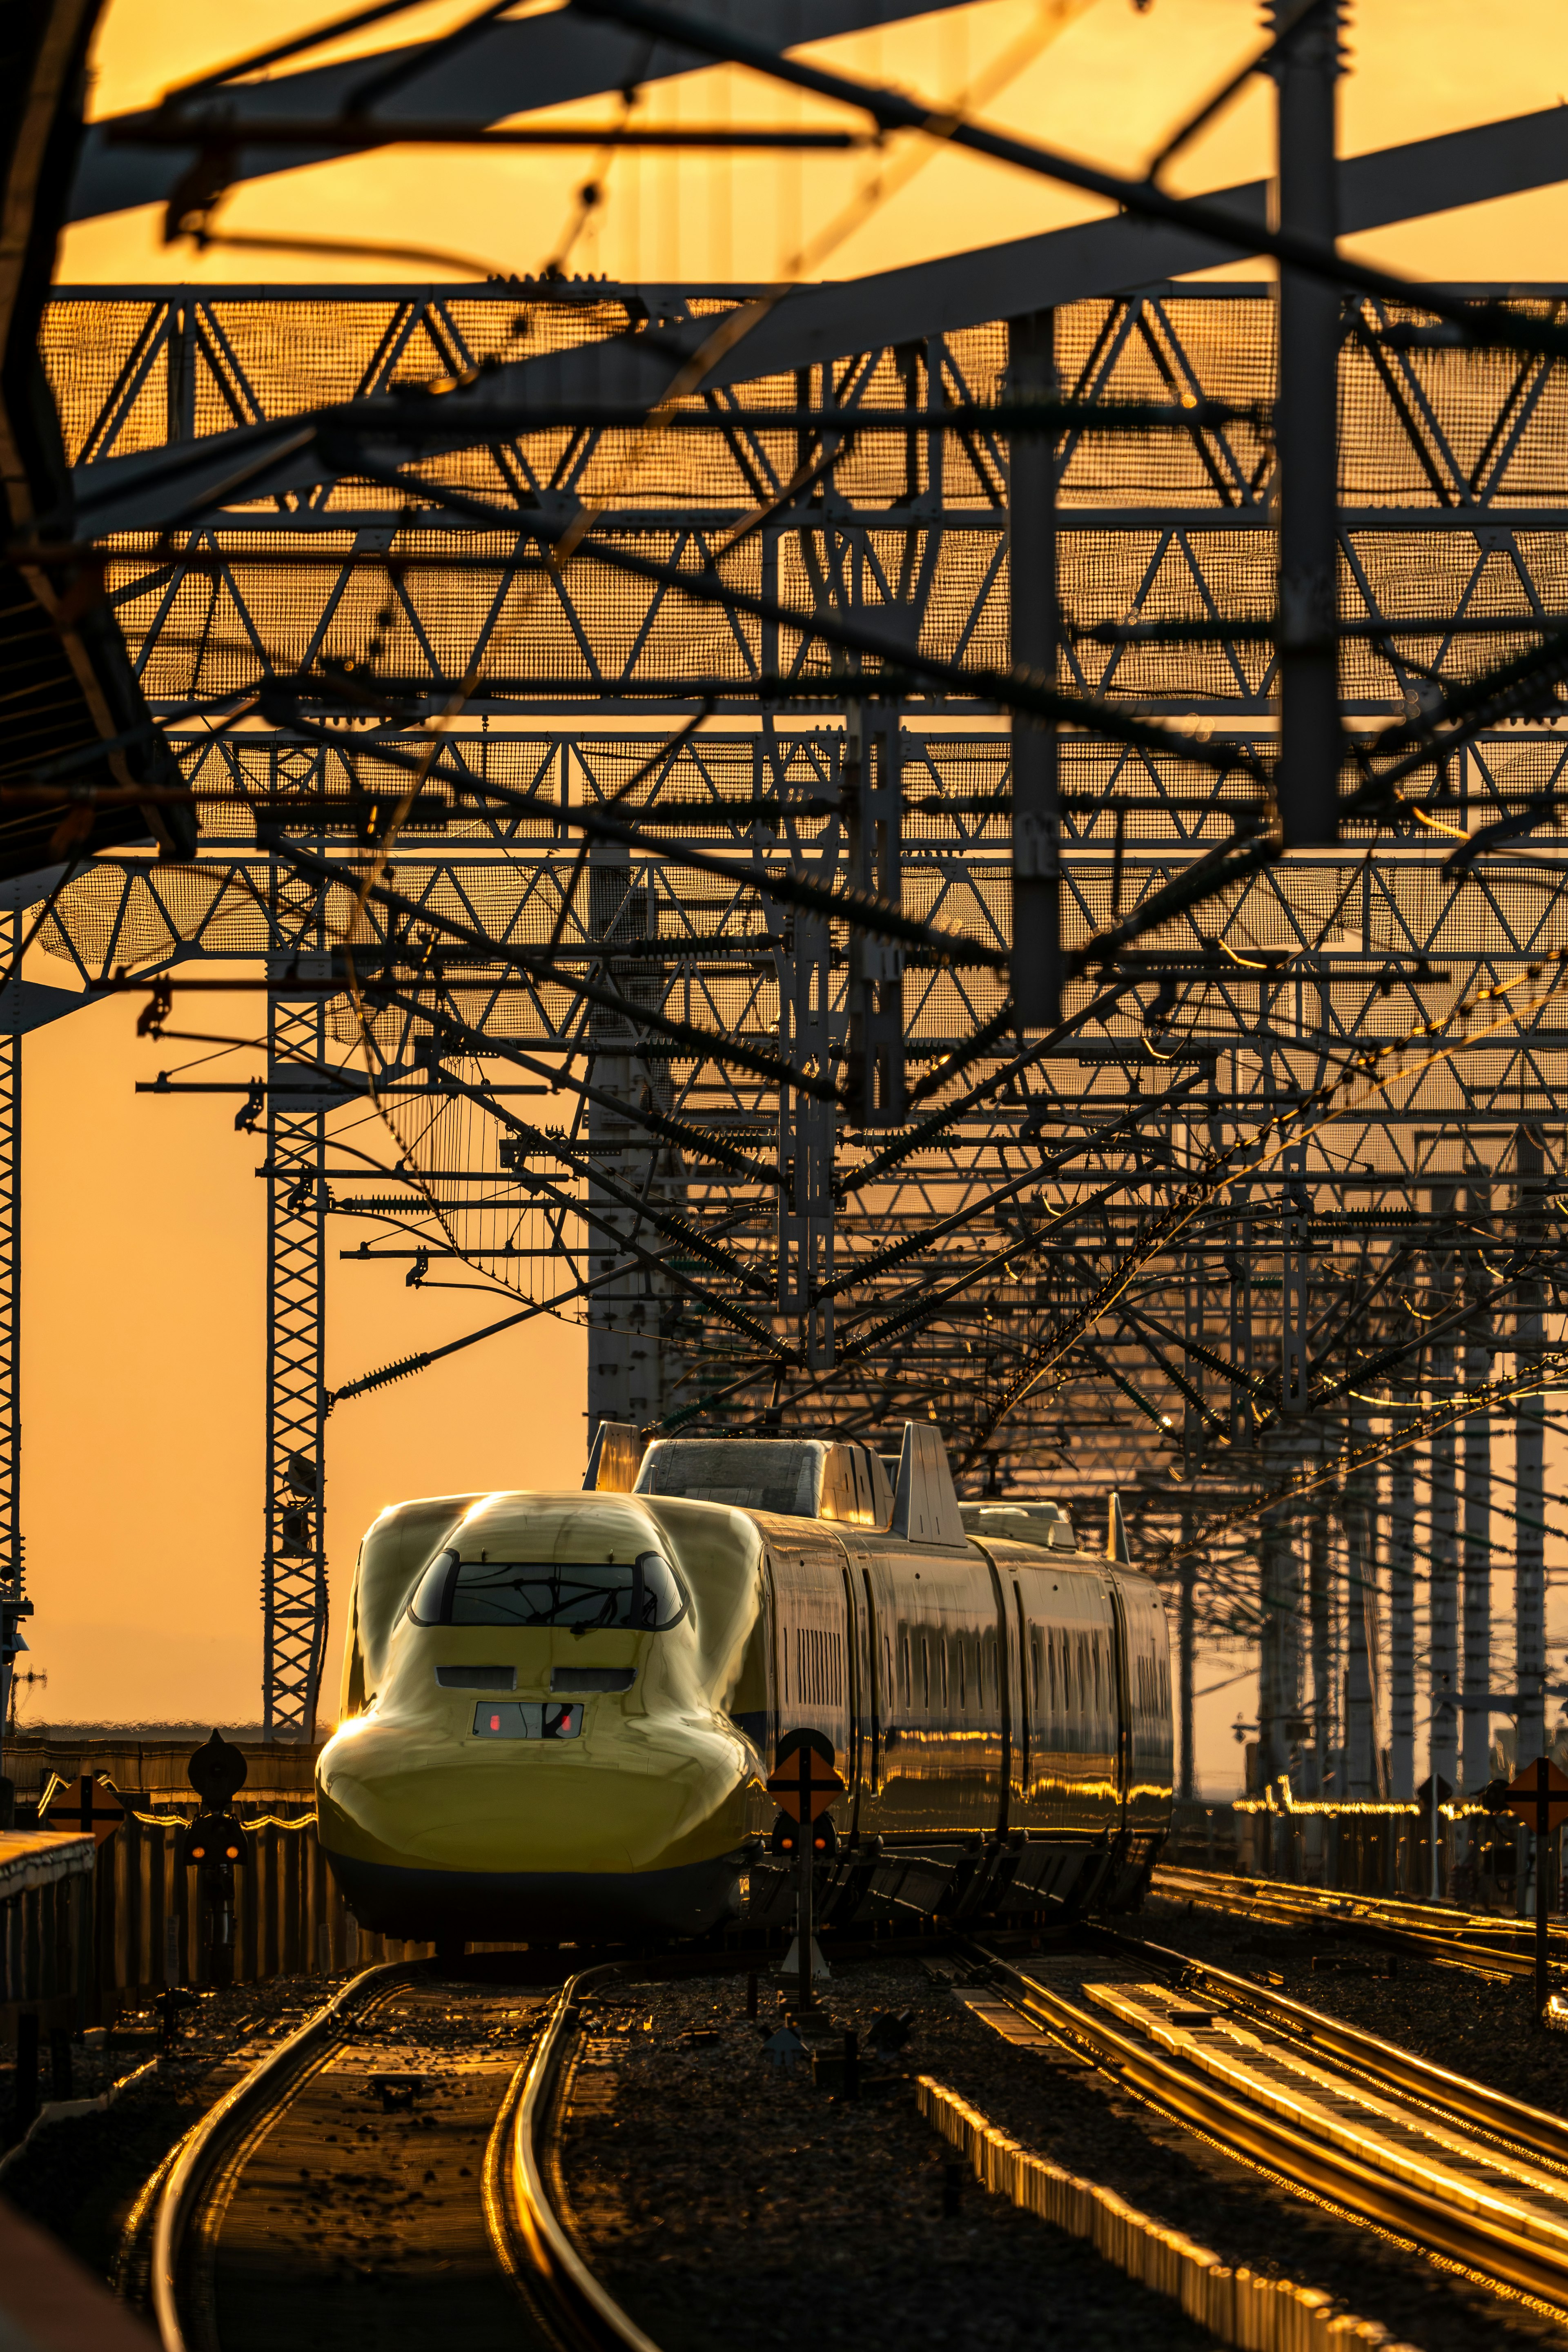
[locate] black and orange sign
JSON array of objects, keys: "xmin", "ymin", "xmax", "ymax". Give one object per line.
[
  {"xmin": 40, "ymin": 1773, "xmax": 125, "ymax": 1846},
  {"xmin": 766, "ymin": 1728, "xmax": 846, "ymax": 1823},
  {"xmin": 1497, "ymin": 1756, "xmax": 1568, "ymax": 1831}
]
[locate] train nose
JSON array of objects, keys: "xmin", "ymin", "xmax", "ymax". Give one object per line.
[{"xmin": 316, "ymin": 1711, "xmax": 754, "ymax": 1941}]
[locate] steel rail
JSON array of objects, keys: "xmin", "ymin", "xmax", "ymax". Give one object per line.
[
  {"xmin": 1129, "ymin": 1931, "xmax": 1568, "ymax": 2170},
  {"xmin": 484, "ymin": 1964, "xmax": 662, "ymax": 2352},
  {"xmin": 1152, "ymin": 1864, "xmax": 1564, "ymax": 1979},
  {"xmin": 969, "ymin": 1936, "xmax": 1568, "ymax": 2310},
  {"xmin": 149, "ymin": 1956, "xmax": 426, "ymax": 2352}
]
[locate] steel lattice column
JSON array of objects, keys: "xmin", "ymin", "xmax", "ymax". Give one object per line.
[
  {"xmin": 263, "ymin": 982, "xmax": 329, "ymax": 1742},
  {"xmin": 1007, "ymin": 307, "xmax": 1062, "ymax": 1024},
  {"xmin": 845, "ymin": 706, "xmax": 906, "ymax": 1126},
  {"xmin": 1515, "ymin": 1128, "xmax": 1548, "ymax": 1773},
  {"xmin": 585, "ymin": 848, "xmax": 670, "ymax": 1434},
  {"xmin": 0, "ymin": 948, "xmax": 22, "ymax": 1776},
  {"xmin": 778, "ymin": 906, "xmax": 837, "ymax": 1370},
  {"xmin": 1269, "ymin": 0, "xmax": 1345, "ymax": 845}
]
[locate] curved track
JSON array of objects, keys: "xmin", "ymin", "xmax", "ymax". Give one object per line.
[
  {"xmin": 484, "ymin": 1967, "xmax": 659, "ymax": 2352},
  {"xmin": 969, "ymin": 1931, "xmax": 1568, "ymax": 2313},
  {"xmin": 143, "ymin": 1962, "xmax": 661, "ymax": 2352},
  {"xmin": 1152, "ymin": 1863, "xmax": 1562, "ymax": 1979}
]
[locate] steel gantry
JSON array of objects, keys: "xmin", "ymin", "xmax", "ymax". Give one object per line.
[{"xmin": 15, "ymin": 0, "xmax": 1568, "ymax": 1793}]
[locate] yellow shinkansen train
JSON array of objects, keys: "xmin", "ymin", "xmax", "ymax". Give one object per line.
[{"xmin": 316, "ymin": 1424, "xmax": 1174, "ymax": 1944}]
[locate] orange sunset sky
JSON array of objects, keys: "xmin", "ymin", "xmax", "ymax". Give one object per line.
[{"xmin": 16, "ymin": 0, "xmax": 1568, "ymax": 1786}]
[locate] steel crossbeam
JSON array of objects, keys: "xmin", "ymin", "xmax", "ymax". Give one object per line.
[{"xmin": 32, "ymin": 269, "xmax": 1568, "ymax": 1755}]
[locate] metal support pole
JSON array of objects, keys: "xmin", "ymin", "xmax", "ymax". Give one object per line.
[
  {"xmin": 1462, "ymin": 1188, "xmax": 1492, "ymax": 1801},
  {"xmin": 263, "ymin": 973, "xmax": 330, "ymax": 1742},
  {"xmin": 845, "ymin": 705, "xmax": 906, "ymax": 1126},
  {"xmin": 1517, "ymin": 1128, "xmax": 1548, "ymax": 1775},
  {"xmin": 1343, "ymin": 1454, "xmax": 1379, "ymax": 1799},
  {"xmin": 1307, "ymin": 1509, "xmax": 1331, "ymax": 1796},
  {"xmin": 1428, "ymin": 1341, "xmax": 1460, "ymax": 1800},
  {"xmin": 1537, "ymin": 1755, "xmax": 1551, "ymax": 2019},
  {"xmin": 1270, "ymin": 0, "xmax": 1344, "ymax": 846},
  {"xmin": 1280, "ymin": 1145, "xmax": 1308, "ymax": 1410},
  {"xmin": 0, "ymin": 911, "xmax": 23, "ymax": 1806},
  {"xmin": 1178, "ymin": 1553, "xmax": 1196, "ymax": 1802},
  {"xmin": 777, "ymin": 894, "xmax": 837, "ymax": 1372},
  {"xmin": 1388, "ymin": 1442, "xmax": 1416, "ymax": 1799},
  {"xmin": 1007, "ymin": 308, "xmax": 1062, "ymax": 1026},
  {"xmin": 796, "ymin": 1822, "xmax": 815, "ymax": 2015},
  {"xmin": 1258, "ymin": 1519, "xmax": 1287, "ymax": 1791}
]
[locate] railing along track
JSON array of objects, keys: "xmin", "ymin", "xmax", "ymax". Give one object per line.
[{"xmin": 969, "ymin": 1932, "xmax": 1568, "ymax": 2314}]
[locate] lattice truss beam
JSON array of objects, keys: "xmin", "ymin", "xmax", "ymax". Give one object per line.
[
  {"xmin": 43, "ymin": 284, "xmax": 1568, "ymax": 722},
  {"xmin": 31, "ymin": 281, "xmax": 1568, "ymax": 1684},
  {"xmin": 34, "ymin": 716, "xmax": 1568, "ymax": 1496}
]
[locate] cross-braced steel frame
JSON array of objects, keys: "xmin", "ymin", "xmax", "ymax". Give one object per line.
[{"xmin": 30, "ymin": 262, "xmax": 1568, "ymax": 1787}]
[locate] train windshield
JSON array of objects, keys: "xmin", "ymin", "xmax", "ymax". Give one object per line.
[{"xmin": 409, "ymin": 1550, "xmax": 687, "ymax": 1631}]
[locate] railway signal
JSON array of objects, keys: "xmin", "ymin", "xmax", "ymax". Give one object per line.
[
  {"xmin": 1490, "ymin": 1756, "xmax": 1568, "ymax": 2018},
  {"xmin": 39, "ymin": 1772, "xmax": 124, "ymax": 1845},
  {"xmin": 769, "ymin": 1729, "xmax": 845, "ymax": 2017},
  {"xmin": 766, "ymin": 1733, "xmax": 846, "ymax": 1822}
]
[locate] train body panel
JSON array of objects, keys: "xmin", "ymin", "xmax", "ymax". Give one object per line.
[{"xmin": 316, "ymin": 1430, "xmax": 1175, "ymax": 1944}]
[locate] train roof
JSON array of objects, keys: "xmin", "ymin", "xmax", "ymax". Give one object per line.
[
  {"xmin": 959, "ymin": 1500, "xmax": 1078, "ymax": 1552},
  {"xmin": 587, "ymin": 1421, "xmax": 967, "ymax": 1546}
]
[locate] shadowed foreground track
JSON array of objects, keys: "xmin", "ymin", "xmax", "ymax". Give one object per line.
[{"xmin": 143, "ymin": 1959, "xmax": 661, "ymax": 2352}]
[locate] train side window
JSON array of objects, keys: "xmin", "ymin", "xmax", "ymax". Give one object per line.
[
  {"xmin": 958, "ymin": 1638, "xmax": 967, "ymax": 1713},
  {"xmin": 921, "ymin": 1636, "xmax": 930, "ymax": 1713},
  {"xmin": 900, "ymin": 1630, "xmax": 911, "ymax": 1706},
  {"xmin": 940, "ymin": 1638, "xmax": 949, "ymax": 1713}
]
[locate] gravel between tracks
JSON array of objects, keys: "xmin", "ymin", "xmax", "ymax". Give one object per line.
[
  {"xmin": 555, "ymin": 1960, "xmax": 1201, "ymax": 2352},
  {"xmin": 0, "ymin": 1973, "xmax": 348, "ymax": 2293},
  {"xmin": 559, "ymin": 1950, "xmax": 1568, "ymax": 2352}
]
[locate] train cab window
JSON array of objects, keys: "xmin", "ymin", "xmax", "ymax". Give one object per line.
[{"xmin": 410, "ymin": 1550, "xmax": 688, "ymax": 1631}]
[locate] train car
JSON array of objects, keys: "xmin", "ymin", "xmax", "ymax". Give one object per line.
[{"xmin": 316, "ymin": 1423, "xmax": 1174, "ymax": 1944}]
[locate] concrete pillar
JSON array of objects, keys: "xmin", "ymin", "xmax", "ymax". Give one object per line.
[
  {"xmin": 1461, "ymin": 1187, "xmax": 1492, "ymax": 1795},
  {"xmin": 1258, "ymin": 1520, "xmax": 1291, "ymax": 1790},
  {"xmin": 1307, "ymin": 1509, "xmax": 1333, "ymax": 1796}
]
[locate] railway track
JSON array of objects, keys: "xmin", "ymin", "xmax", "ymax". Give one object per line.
[
  {"xmin": 137, "ymin": 1959, "xmax": 659, "ymax": 2352},
  {"xmin": 967, "ymin": 1929, "xmax": 1568, "ymax": 2314},
  {"xmin": 1151, "ymin": 1863, "xmax": 1565, "ymax": 1979}
]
